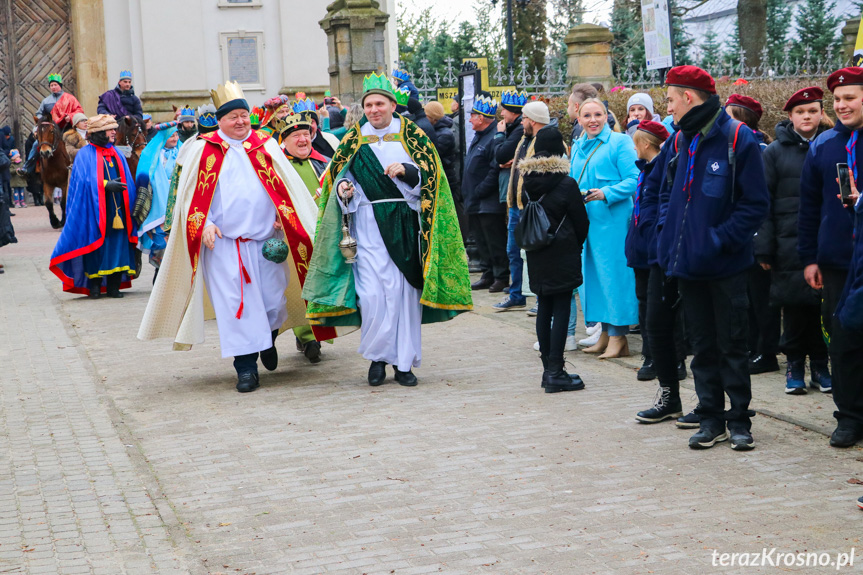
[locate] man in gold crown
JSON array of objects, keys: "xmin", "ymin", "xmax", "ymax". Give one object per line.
[
  {"xmin": 138, "ymin": 81, "xmax": 349, "ymax": 393},
  {"xmin": 303, "ymin": 73, "xmax": 472, "ymax": 387}
]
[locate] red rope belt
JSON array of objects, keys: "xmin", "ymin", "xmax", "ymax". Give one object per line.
[{"xmin": 235, "ymin": 237, "xmax": 252, "ymax": 319}]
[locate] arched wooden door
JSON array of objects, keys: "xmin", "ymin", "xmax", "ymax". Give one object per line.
[{"xmin": 0, "ymin": 0, "xmax": 76, "ymax": 145}]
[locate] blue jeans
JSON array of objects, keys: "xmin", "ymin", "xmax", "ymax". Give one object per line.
[
  {"xmin": 506, "ymin": 207, "xmax": 525, "ymax": 302},
  {"xmin": 567, "ymin": 294, "xmax": 578, "ymax": 336}
]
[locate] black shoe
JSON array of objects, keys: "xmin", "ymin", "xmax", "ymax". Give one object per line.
[
  {"xmin": 394, "ymin": 368, "xmax": 418, "ymax": 387},
  {"xmin": 676, "ymin": 405, "xmax": 701, "ymax": 429},
  {"xmin": 629, "ymin": 324, "xmax": 641, "ymax": 334},
  {"xmin": 488, "ymin": 279, "xmax": 508, "ymax": 293},
  {"xmin": 88, "ymin": 279, "xmax": 101, "ymax": 299},
  {"xmin": 677, "ymin": 360, "xmax": 688, "ymax": 380},
  {"xmin": 544, "ymin": 366, "xmax": 585, "ymax": 393},
  {"xmin": 636, "ymin": 357, "xmax": 656, "ymax": 381},
  {"xmin": 688, "ymin": 425, "xmax": 729, "ymax": 449},
  {"xmin": 303, "ymin": 341, "xmax": 322, "ymax": 364},
  {"xmin": 729, "ymin": 427, "xmax": 755, "ymax": 451},
  {"xmin": 368, "ymin": 361, "xmax": 387, "ymax": 386},
  {"xmin": 236, "ymin": 371, "xmax": 259, "ymax": 393},
  {"xmin": 471, "ymin": 277, "xmax": 493, "ymax": 290},
  {"xmin": 749, "ymin": 354, "xmax": 780, "ymax": 374},
  {"xmin": 106, "ymin": 274, "xmax": 124, "ymax": 298},
  {"xmin": 636, "ymin": 387, "xmax": 683, "ymax": 423},
  {"xmin": 830, "ymin": 425, "xmax": 863, "ymax": 448}
]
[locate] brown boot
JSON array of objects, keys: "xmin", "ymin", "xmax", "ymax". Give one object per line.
[
  {"xmin": 582, "ymin": 331, "xmax": 609, "ymax": 354},
  {"xmin": 599, "ymin": 335, "xmax": 630, "ymax": 359}
]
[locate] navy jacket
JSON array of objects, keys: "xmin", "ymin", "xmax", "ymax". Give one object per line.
[
  {"xmin": 797, "ymin": 121, "xmax": 858, "ymax": 271},
  {"xmin": 657, "ymin": 110, "xmax": 769, "ymax": 280},
  {"xmin": 837, "ymin": 200, "xmax": 863, "ymax": 332},
  {"xmin": 625, "ymin": 156, "xmax": 660, "ymax": 270},
  {"xmin": 462, "ymin": 122, "xmax": 503, "ymax": 215}
]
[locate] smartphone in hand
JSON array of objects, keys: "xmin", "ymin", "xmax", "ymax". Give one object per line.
[{"xmin": 837, "ymin": 163, "xmax": 854, "ymax": 206}]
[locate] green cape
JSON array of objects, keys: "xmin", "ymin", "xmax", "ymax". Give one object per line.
[{"xmin": 302, "ymin": 113, "xmax": 472, "ymax": 326}]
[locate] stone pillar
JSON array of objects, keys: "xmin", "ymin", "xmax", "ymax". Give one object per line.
[
  {"xmin": 319, "ymin": 0, "xmax": 390, "ymax": 104},
  {"xmin": 70, "ymin": 0, "xmax": 108, "ymax": 115},
  {"xmin": 843, "ymin": 17, "xmax": 860, "ymax": 62},
  {"xmin": 564, "ymin": 24, "xmax": 614, "ymax": 90}
]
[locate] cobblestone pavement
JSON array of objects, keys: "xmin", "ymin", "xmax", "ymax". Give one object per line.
[{"xmin": 2, "ymin": 206, "xmax": 862, "ymax": 574}]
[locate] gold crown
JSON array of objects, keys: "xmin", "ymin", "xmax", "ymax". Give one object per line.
[
  {"xmin": 210, "ymin": 80, "xmax": 246, "ymax": 109},
  {"xmin": 274, "ymin": 112, "xmax": 312, "ymax": 135}
]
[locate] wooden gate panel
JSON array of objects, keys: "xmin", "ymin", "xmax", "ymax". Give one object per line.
[
  {"xmin": 8, "ymin": 0, "xmax": 75, "ymax": 135},
  {"xmin": 0, "ymin": 0, "xmax": 12, "ymax": 132}
]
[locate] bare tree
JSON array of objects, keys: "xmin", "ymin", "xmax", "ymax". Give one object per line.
[{"xmin": 738, "ymin": 0, "xmax": 767, "ymax": 68}]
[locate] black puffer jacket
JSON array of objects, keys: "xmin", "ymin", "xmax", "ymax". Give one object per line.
[
  {"xmin": 519, "ymin": 155, "xmax": 589, "ymax": 295},
  {"xmin": 432, "ymin": 115, "xmax": 458, "ymax": 189},
  {"xmin": 756, "ymin": 120, "xmax": 825, "ymax": 306}
]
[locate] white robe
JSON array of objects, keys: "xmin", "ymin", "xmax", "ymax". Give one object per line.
[
  {"xmin": 201, "ymin": 129, "xmax": 287, "ymax": 357},
  {"xmin": 341, "ymin": 117, "xmax": 423, "ymax": 372}
]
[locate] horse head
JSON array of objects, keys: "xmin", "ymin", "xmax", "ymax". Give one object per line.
[
  {"xmin": 36, "ymin": 116, "xmax": 59, "ymax": 159},
  {"xmin": 117, "ymin": 115, "xmax": 147, "ymax": 156}
]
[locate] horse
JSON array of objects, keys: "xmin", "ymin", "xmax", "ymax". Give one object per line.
[
  {"xmin": 115, "ymin": 115, "xmax": 147, "ymax": 177},
  {"xmin": 34, "ymin": 116, "xmax": 70, "ymax": 229}
]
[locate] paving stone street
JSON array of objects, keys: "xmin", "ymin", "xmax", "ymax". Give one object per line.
[{"xmin": 2, "ymin": 206, "xmax": 862, "ymax": 574}]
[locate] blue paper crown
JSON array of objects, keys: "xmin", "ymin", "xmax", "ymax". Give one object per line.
[
  {"xmin": 119, "ymin": 70, "xmax": 132, "ymax": 80},
  {"xmin": 392, "ymin": 69, "xmax": 411, "ymax": 82},
  {"xmin": 292, "ymin": 98, "xmax": 316, "ymax": 114},
  {"xmin": 179, "ymin": 106, "xmax": 195, "ymax": 118},
  {"xmin": 501, "ymin": 89, "xmax": 528, "ymax": 108},
  {"xmin": 471, "ymin": 95, "xmax": 498, "ymax": 118},
  {"xmin": 197, "ymin": 105, "xmax": 217, "ymax": 128}
]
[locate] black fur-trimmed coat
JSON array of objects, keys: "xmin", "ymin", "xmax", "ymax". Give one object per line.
[{"xmin": 518, "ymin": 155, "xmax": 589, "ymax": 296}]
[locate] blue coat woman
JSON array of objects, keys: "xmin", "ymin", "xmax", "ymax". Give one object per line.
[{"xmin": 570, "ymin": 98, "xmax": 640, "ymax": 357}]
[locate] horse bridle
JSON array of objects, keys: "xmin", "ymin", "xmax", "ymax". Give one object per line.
[
  {"xmin": 37, "ymin": 122, "xmax": 61, "ymax": 157},
  {"xmin": 119, "ymin": 120, "xmax": 147, "ymax": 155}
]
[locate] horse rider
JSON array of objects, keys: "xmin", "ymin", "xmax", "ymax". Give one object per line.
[
  {"xmin": 20, "ymin": 74, "xmax": 83, "ymax": 175},
  {"xmin": 63, "ymin": 113, "xmax": 89, "ymax": 163},
  {"xmin": 97, "ymin": 70, "xmax": 144, "ymax": 120}
]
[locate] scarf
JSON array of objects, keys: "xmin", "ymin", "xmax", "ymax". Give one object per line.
[{"xmin": 677, "ymin": 94, "xmax": 721, "ymax": 138}]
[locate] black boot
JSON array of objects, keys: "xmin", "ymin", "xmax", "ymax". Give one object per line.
[
  {"xmin": 540, "ymin": 354, "xmax": 549, "ymax": 388},
  {"xmin": 545, "ymin": 359, "xmax": 585, "ymax": 393},
  {"xmin": 635, "ymin": 386, "xmax": 683, "ymax": 423},
  {"xmin": 368, "ymin": 361, "xmax": 387, "ymax": 386},
  {"xmin": 637, "ymin": 357, "xmax": 656, "ymax": 381},
  {"xmin": 106, "ymin": 274, "xmax": 123, "ymax": 298},
  {"xmin": 88, "ymin": 278, "xmax": 102, "ymax": 299},
  {"xmin": 260, "ymin": 329, "xmax": 279, "ymax": 371}
]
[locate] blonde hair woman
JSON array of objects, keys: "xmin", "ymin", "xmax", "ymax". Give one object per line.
[{"xmin": 570, "ymin": 98, "xmax": 640, "ymax": 358}]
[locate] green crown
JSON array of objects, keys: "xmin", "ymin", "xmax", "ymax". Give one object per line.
[
  {"xmin": 362, "ymin": 72, "xmax": 395, "ymax": 97},
  {"xmin": 47, "ymin": 73, "xmax": 63, "ymax": 85},
  {"xmin": 394, "ymin": 87, "xmax": 411, "ymax": 106}
]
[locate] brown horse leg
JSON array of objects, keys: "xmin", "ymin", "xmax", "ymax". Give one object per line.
[
  {"xmin": 43, "ymin": 179, "xmax": 61, "ymax": 229},
  {"xmin": 59, "ymin": 183, "xmax": 68, "ymax": 228}
]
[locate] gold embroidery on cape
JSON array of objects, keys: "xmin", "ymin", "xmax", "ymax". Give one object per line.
[
  {"xmin": 243, "ymin": 141, "xmax": 252, "ymax": 150},
  {"xmin": 197, "ymin": 153, "xmax": 218, "ymax": 197},
  {"xmin": 187, "ymin": 208, "xmax": 206, "ymax": 239},
  {"xmin": 360, "ymin": 135, "xmax": 379, "ymax": 145}
]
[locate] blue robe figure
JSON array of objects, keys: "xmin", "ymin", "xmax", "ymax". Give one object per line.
[
  {"xmin": 570, "ymin": 123, "xmax": 640, "ymax": 333},
  {"xmin": 50, "ymin": 142, "xmax": 138, "ymax": 297},
  {"xmin": 136, "ymin": 127, "xmax": 181, "ymax": 272}
]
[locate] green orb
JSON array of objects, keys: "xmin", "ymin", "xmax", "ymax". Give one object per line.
[{"xmin": 262, "ymin": 238, "xmax": 289, "ymax": 263}]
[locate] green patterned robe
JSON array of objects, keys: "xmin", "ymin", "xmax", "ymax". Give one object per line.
[{"xmin": 302, "ymin": 113, "xmax": 472, "ymax": 326}]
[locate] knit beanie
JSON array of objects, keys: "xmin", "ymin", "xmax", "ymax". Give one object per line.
[
  {"xmin": 626, "ymin": 93, "xmax": 654, "ymax": 115},
  {"xmin": 424, "ymin": 101, "xmax": 445, "ymax": 123},
  {"xmin": 522, "ymin": 101, "xmax": 550, "ymax": 125}
]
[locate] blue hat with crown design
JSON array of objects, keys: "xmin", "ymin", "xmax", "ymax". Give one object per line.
[
  {"xmin": 392, "ymin": 69, "xmax": 411, "ymax": 83},
  {"xmin": 196, "ymin": 104, "xmax": 218, "ymax": 132},
  {"xmin": 291, "ymin": 97, "xmax": 316, "ymax": 114},
  {"xmin": 119, "ymin": 70, "xmax": 132, "ymax": 81},
  {"xmin": 178, "ymin": 105, "xmax": 196, "ymax": 123},
  {"xmin": 471, "ymin": 95, "xmax": 498, "ymax": 118},
  {"xmin": 501, "ymin": 89, "xmax": 528, "ymax": 112}
]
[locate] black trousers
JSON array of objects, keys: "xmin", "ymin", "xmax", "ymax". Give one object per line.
[
  {"xmin": 634, "ymin": 268, "xmax": 651, "ymax": 359},
  {"xmin": 679, "ymin": 271, "xmax": 753, "ymax": 430},
  {"xmin": 821, "ymin": 268, "xmax": 863, "ymax": 428},
  {"xmin": 781, "ymin": 304, "xmax": 828, "ymax": 363},
  {"xmin": 747, "ymin": 265, "xmax": 781, "ymax": 357},
  {"xmin": 232, "ymin": 330, "xmax": 278, "ymax": 375},
  {"xmin": 536, "ymin": 290, "xmax": 573, "ymax": 364},
  {"xmin": 646, "ymin": 265, "xmax": 687, "ymax": 392},
  {"xmin": 470, "ymin": 213, "xmax": 509, "ymax": 282}
]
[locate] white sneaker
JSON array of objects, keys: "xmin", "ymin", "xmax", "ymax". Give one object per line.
[
  {"xmin": 533, "ymin": 341, "xmax": 540, "ymax": 351},
  {"xmin": 586, "ymin": 323, "xmax": 602, "ymax": 336},
  {"xmin": 564, "ymin": 335, "xmax": 578, "ymax": 351},
  {"xmin": 579, "ymin": 330, "xmax": 601, "ymax": 347}
]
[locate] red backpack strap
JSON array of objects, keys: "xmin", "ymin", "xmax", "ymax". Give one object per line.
[{"xmin": 674, "ymin": 131, "xmax": 681, "ymax": 153}]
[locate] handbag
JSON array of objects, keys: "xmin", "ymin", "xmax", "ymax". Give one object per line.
[
  {"xmin": 515, "ymin": 193, "xmax": 566, "ymax": 252},
  {"xmin": 132, "ymin": 183, "xmax": 152, "ymax": 226}
]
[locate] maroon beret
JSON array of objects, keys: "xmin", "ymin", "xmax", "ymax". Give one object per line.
[
  {"xmin": 783, "ymin": 86, "xmax": 824, "ymax": 111},
  {"xmin": 665, "ymin": 65, "xmax": 716, "ymax": 95},
  {"xmin": 636, "ymin": 120, "xmax": 670, "ymax": 142},
  {"xmin": 827, "ymin": 67, "xmax": 863, "ymax": 93},
  {"xmin": 726, "ymin": 94, "xmax": 763, "ymax": 119}
]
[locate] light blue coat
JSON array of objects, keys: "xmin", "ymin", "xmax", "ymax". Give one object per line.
[{"xmin": 570, "ymin": 124, "xmax": 640, "ymax": 327}]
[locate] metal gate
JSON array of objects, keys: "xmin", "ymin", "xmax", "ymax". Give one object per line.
[{"xmin": 0, "ymin": 0, "xmax": 76, "ymax": 145}]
